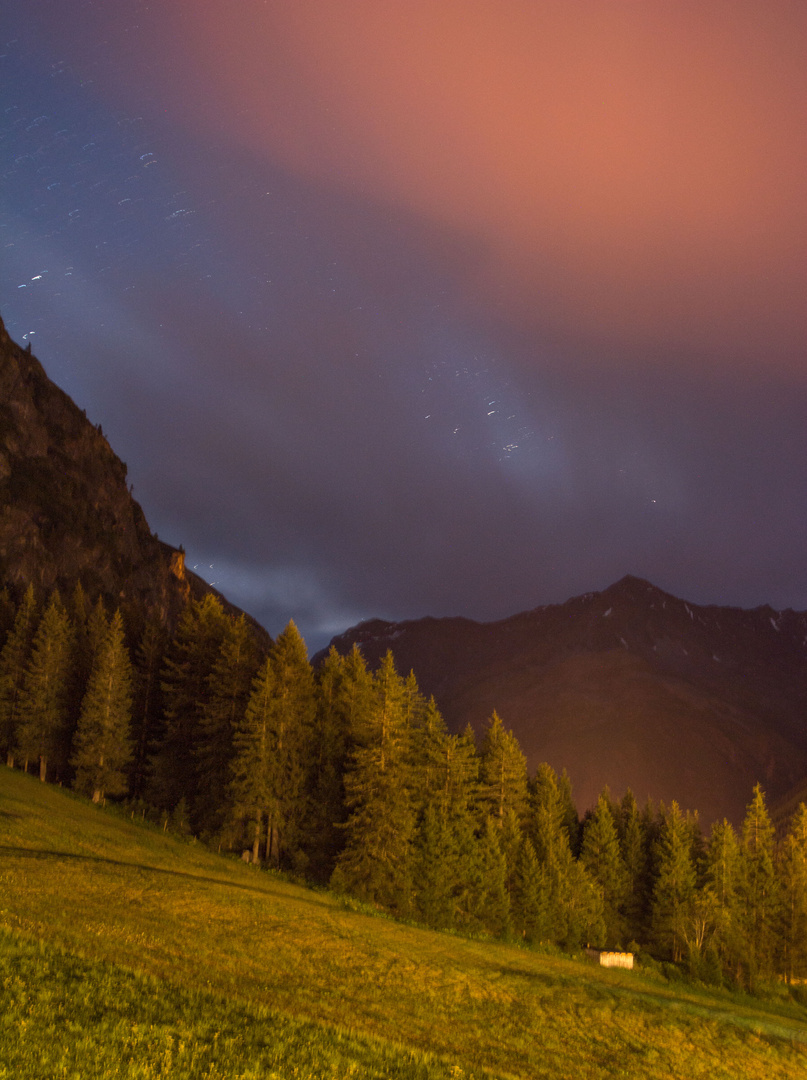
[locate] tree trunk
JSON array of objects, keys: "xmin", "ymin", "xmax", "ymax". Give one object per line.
[
  {"xmin": 39, "ymin": 755, "xmax": 47, "ymax": 782},
  {"xmin": 252, "ymin": 811, "xmax": 262, "ymax": 864},
  {"xmin": 5, "ymin": 752, "xmax": 13, "ymax": 768}
]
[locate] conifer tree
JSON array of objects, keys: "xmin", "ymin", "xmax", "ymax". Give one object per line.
[
  {"xmin": 409, "ymin": 696, "xmax": 451, "ymax": 814},
  {"xmin": 424, "ymin": 725, "xmax": 481, "ymax": 929},
  {"xmin": 0, "ymin": 587, "xmax": 15, "ymax": 649},
  {"xmin": 194, "ymin": 614, "xmax": 261, "ymax": 837},
  {"xmin": 651, "ymin": 801, "xmax": 696, "ymax": 961},
  {"xmin": 478, "ymin": 711, "xmax": 529, "ymax": 824},
  {"xmin": 703, "ymin": 818, "xmax": 742, "ymax": 974},
  {"xmin": 472, "ymin": 816, "xmax": 511, "ymax": 936},
  {"xmin": 71, "ymin": 610, "xmax": 134, "ymax": 803},
  {"xmin": 150, "ymin": 594, "xmax": 229, "ymax": 811},
  {"xmin": 528, "ymin": 762, "xmax": 601, "ymax": 946},
  {"xmin": 512, "ymin": 837, "xmax": 551, "ymax": 942},
  {"xmin": 412, "ymin": 801, "xmax": 462, "ymax": 928},
  {"xmin": 580, "ymin": 793, "xmax": 628, "ymax": 946},
  {"xmin": 15, "ymin": 592, "xmax": 73, "ymax": 781},
  {"xmin": 738, "ymin": 784, "xmax": 779, "ymax": 982},
  {"xmin": 331, "ymin": 652, "xmax": 416, "ymax": 913},
  {"xmin": 229, "ymin": 657, "xmax": 275, "ymax": 862},
  {"xmin": 557, "ymin": 769, "xmax": 581, "ymax": 855},
  {"xmin": 130, "ymin": 617, "xmax": 168, "ymax": 798},
  {"xmin": 0, "ymin": 585, "xmax": 38, "ymax": 768},
  {"xmin": 616, "ymin": 790, "xmax": 650, "ymax": 942},
  {"xmin": 263, "ymin": 620, "xmax": 316, "ymax": 865},
  {"xmin": 305, "ymin": 646, "xmax": 371, "ymax": 879},
  {"xmin": 779, "ymin": 803, "xmax": 807, "ymax": 983}
]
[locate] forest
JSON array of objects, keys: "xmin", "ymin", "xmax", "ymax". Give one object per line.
[{"xmin": 1, "ymin": 584, "xmax": 806, "ymax": 990}]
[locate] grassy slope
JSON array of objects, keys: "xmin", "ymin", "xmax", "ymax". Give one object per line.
[{"xmin": 1, "ymin": 770, "xmax": 806, "ymax": 1079}]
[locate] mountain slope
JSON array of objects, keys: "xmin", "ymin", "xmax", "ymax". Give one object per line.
[
  {"xmin": 3, "ymin": 768, "xmax": 806, "ymax": 1079},
  {"xmin": 0, "ymin": 315, "xmax": 265, "ymax": 638},
  {"xmin": 325, "ymin": 576, "xmax": 807, "ymax": 823}
]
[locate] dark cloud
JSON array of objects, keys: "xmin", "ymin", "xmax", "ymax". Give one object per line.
[{"xmin": 2, "ymin": 2, "xmax": 805, "ymax": 653}]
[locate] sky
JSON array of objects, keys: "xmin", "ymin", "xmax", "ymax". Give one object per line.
[{"xmin": 2, "ymin": 0, "xmax": 805, "ymax": 654}]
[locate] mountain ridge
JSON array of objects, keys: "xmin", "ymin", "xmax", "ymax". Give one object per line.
[
  {"xmin": 323, "ymin": 575, "xmax": 807, "ymax": 824},
  {"xmin": 0, "ymin": 314, "xmax": 267, "ymax": 642}
]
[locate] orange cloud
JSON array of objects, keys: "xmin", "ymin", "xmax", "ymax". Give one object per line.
[{"xmin": 168, "ymin": 0, "xmax": 806, "ymax": 364}]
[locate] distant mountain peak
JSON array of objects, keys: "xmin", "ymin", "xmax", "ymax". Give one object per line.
[{"xmin": 324, "ymin": 578, "xmax": 807, "ymax": 824}]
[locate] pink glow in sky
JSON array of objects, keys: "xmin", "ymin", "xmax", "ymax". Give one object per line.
[{"xmin": 165, "ymin": 0, "xmax": 806, "ymax": 364}]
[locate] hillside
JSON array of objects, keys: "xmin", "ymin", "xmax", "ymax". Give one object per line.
[
  {"xmin": 2, "ymin": 767, "xmax": 806, "ymax": 1079},
  {"xmin": 0, "ymin": 315, "xmax": 266, "ymax": 640},
  {"xmin": 324, "ymin": 576, "xmax": 807, "ymax": 824}
]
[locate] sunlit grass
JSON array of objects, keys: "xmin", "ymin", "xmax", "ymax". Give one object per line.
[{"xmin": 2, "ymin": 768, "xmax": 806, "ymax": 1079}]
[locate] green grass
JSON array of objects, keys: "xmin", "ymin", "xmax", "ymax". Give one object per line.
[{"xmin": 2, "ymin": 769, "xmax": 806, "ymax": 1079}]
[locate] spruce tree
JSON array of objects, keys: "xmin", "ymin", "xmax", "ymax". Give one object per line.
[
  {"xmin": 305, "ymin": 647, "xmax": 369, "ymax": 880},
  {"xmin": 150, "ymin": 594, "xmax": 229, "ymax": 812},
  {"xmin": 0, "ymin": 587, "xmax": 16, "ymax": 648},
  {"xmin": 651, "ymin": 801, "xmax": 696, "ymax": 962},
  {"xmin": 15, "ymin": 592, "xmax": 73, "ymax": 782},
  {"xmin": 703, "ymin": 818, "xmax": 742, "ymax": 975},
  {"xmin": 472, "ymin": 816, "xmax": 511, "ymax": 936},
  {"xmin": 616, "ymin": 790, "xmax": 650, "ymax": 943},
  {"xmin": 738, "ymin": 784, "xmax": 779, "ymax": 983},
  {"xmin": 580, "ymin": 793, "xmax": 628, "ymax": 946},
  {"xmin": 412, "ymin": 801, "xmax": 461, "ymax": 928},
  {"xmin": 779, "ymin": 803, "xmax": 807, "ymax": 983},
  {"xmin": 194, "ymin": 614, "xmax": 261, "ymax": 837},
  {"xmin": 264, "ymin": 620, "xmax": 316, "ymax": 866},
  {"xmin": 512, "ymin": 837, "xmax": 551, "ymax": 942},
  {"xmin": 331, "ymin": 652, "xmax": 416, "ymax": 913},
  {"xmin": 478, "ymin": 711, "xmax": 529, "ymax": 824},
  {"xmin": 0, "ymin": 585, "xmax": 38, "ymax": 767},
  {"xmin": 528, "ymin": 762, "xmax": 600, "ymax": 946},
  {"xmin": 130, "ymin": 617, "xmax": 168, "ymax": 798},
  {"xmin": 229, "ymin": 658, "xmax": 275, "ymax": 863},
  {"xmin": 71, "ymin": 611, "xmax": 134, "ymax": 803}
]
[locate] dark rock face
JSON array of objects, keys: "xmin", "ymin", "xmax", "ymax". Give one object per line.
[
  {"xmin": 324, "ymin": 575, "xmax": 807, "ymax": 824},
  {"xmin": 0, "ymin": 316, "xmax": 265, "ymax": 640}
]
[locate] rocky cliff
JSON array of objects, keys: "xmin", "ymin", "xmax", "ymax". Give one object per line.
[
  {"xmin": 0, "ymin": 315, "xmax": 264, "ymax": 639},
  {"xmin": 324, "ymin": 575, "xmax": 807, "ymax": 824}
]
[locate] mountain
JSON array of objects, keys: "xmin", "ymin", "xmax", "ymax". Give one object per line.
[
  {"xmin": 0, "ymin": 315, "xmax": 266, "ymax": 640},
  {"xmin": 324, "ymin": 575, "xmax": 807, "ymax": 824}
]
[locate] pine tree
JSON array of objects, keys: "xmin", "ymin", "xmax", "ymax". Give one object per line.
[
  {"xmin": 412, "ymin": 801, "xmax": 460, "ymax": 928},
  {"xmin": 0, "ymin": 585, "xmax": 38, "ymax": 767},
  {"xmin": 779, "ymin": 803, "xmax": 807, "ymax": 983},
  {"xmin": 651, "ymin": 801, "xmax": 696, "ymax": 962},
  {"xmin": 738, "ymin": 784, "xmax": 779, "ymax": 983},
  {"xmin": 472, "ymin": 816, "xmax": 511, "ymax": 936},
  {"xmin": 71, "ymin": 610, "xmax": 134, "ymax": 803},
  {"xmin": 150, "ymin": 594, "xmax": 229, "ymax": 812},
  {"xmin": 512, "ymin": 837, "xmax": 551, "ymax": 942},
  {"xmin": 194, "ymin": 614, "xmax": 261, "ymax": 837},
  {"xmin": 616, "ymin": 790, "xmax": 650, "ymax": 943},
  {"xmin": 477, "ymin": 711, "xmax": 528, "ymax": 824},
  {"xmin": 229, "ymin": 658, "xmax": 275, "ymax": 863},
  {"xmin": 305, "ymin": 647, "xmax": 370, "ymax": 880},
  {"xmin": 703, "ymin": 818, "xmax": 742, "ymax": 975},
  {"xmin": 130, "ymin": 617, "xmax": 168, "ymax": 798},
  {"xmin": 0, "ymin": 587, "xmax": 16, "ymax": 648},
  {"xmin": 331, "ymin": 652, "xmax": 416, "ymax": 913},
  {"xmin": 409, "ymin": 696, "xmax": 451, "ymax": 815},
  {"xmin": 527, "ymin": 762, "xmax": 601, "ymax": 947},
  {"xmin": 580, "ymin": 793, "xmax": 628, "ymax": 946},
  {"xmin": 15, "ymin": 592, "xmax": 74, "ymax": 782},
  {"xmin": 263, "ymin": 621, "xmax": 316, "ymax": 866}
]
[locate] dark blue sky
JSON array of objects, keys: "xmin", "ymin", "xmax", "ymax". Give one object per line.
[{"xmin": 2, "ymin": 1, "xmax": 806, "ymax": 653}]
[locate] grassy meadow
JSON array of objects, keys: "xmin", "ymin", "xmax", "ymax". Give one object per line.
[{"xmin": 1, "ymin": 769, "xmax": 806, "ymax": 1079}]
